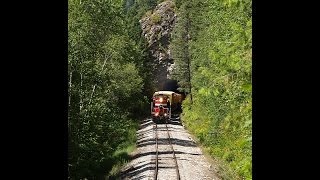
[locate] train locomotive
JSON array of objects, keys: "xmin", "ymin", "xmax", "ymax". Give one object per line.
[{"xmin": 151, "ymin": 91, "xmax": 183, "ymax": 123}]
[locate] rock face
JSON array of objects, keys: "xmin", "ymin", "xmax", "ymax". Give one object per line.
[{"xmin": 140, "ymin": 0, "xmax": 176, "ymax": 90}]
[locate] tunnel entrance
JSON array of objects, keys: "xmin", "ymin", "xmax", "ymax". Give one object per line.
[{"xmin": 160, "ymin": 79, "xmax": 184, "ymax": 95}]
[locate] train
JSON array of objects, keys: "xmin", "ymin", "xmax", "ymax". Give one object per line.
[{"xmin": 151, "ymin": 91, "xmax": 184, "ymax": 123}]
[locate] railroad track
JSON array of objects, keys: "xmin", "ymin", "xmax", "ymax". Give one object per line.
[{"xmin": 153, "ymin": 119, "xmax": 180, "ymax": 180}]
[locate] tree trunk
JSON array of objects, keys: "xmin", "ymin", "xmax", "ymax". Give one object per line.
[
  {"xmin": 185, "ymin": 6, "xmax": 193, "ymax": 104},
  {"xmin": 88, "ymin": 54, "xmax": 110, "ymax": 106},
  {"xmin": 80, "ymin": 72, "xmax": 83, "ymax": 111},
  {"xmin": 68, "ymin": 71, "xmax": 73, "ymax": 109}
]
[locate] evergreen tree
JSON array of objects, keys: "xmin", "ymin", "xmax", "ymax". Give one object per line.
[
  {"xmin": 170, "ymin": 1, "xmax": 192, "ymax": 101},
  {"xmin": 173, "ymin": 0, "xmax": 252, "ymax": 179}
]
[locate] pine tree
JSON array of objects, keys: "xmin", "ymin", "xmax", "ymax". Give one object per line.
[{"xmin": 170, "ymin": 1, "xmax": 192, "ymax": 102}]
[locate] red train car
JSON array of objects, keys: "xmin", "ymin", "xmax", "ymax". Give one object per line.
[{"xmin": 151, "ymin": 91, "xmax": 184, "ymax": 123}]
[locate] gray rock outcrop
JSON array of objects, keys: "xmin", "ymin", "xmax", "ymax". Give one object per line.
[{"xmin": 140, "ymin": 0, "xmax": 177, "ymax": 90}]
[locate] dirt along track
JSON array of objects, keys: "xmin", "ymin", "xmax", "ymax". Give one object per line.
[{"xmin": 121, "ymin": 115, "xmax": 220, "ymax": 180}]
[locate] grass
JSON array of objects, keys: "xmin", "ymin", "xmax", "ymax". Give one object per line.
[
  {"xmin": 107, "ymin": 144, "xmax": 137, "ymax": 179},
  {"xmin": 105, "ymin": 121, "xmax": 139, "ymax": 180},
  {"xmin": 181, "ymin": 113, "xmax": 245, "ymax": 180}
]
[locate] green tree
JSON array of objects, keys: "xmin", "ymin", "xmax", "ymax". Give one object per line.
[
  {"xmin": 68, "ymin": 0, "xmax": 148, "ymax": 179},
  {"xmin": 174, "ymin": 0, "xmax": 252, "ymax": 179},
  {"xmin": 170, "ymin": 1, "xmax": 193, "ymax": 102}
]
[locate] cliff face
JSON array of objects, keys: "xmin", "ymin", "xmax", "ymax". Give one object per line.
[{"xmin": 140, "ymin": 0, "xmax": 176, "ymax": 90}]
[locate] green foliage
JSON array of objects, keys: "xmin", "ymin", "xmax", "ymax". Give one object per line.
[
  {"xmin": 175, "ymin": 0, "xmax": 252, "ymax": 179},
  {"xmin": 124, "ymin": 0, "xmax": 159, "ymax": 99},
  {"xmin": 157, "ymin": 0, "xmax": 166, "ymax": 5},
  {"xmin": 142, "ymin": 10, "xmax": 153, "ymax": 19},
  {"xmin": 105, "ymin": 120, "xmax": 139, "ymax": 179},
  {"xmin": 69, "ymin": 0, "xmax": 251, "ymax": 179},
  {"xmin": 170, "ymin": 1, "xmax": 192, "ymax": 95},
  {"xmin": 151, "ymin": 12, "xmax": 162, "ymax": 24},
  {"xmin": 68, "ymin": 0, "xmax": 151, "ymax": 179}
]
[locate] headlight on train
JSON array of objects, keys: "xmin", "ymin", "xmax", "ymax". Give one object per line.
[
  {"xmin": 159, "ymin": 97, "xmax": 163, "ymax": 102},
  {"xmin": 155, "ymin": 112, "xmax": 159, "ymax": 116},
  {"xmin": 164, "ymin": 113, "xmax": 167, "ymax": 116}
]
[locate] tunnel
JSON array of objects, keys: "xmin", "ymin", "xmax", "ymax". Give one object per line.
[{"xmin": 160, "ymin": 79, "xmax": 183, "ymax": 94}]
